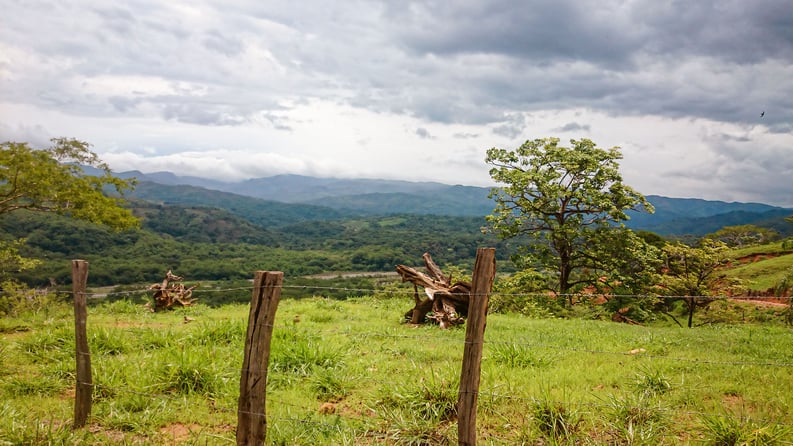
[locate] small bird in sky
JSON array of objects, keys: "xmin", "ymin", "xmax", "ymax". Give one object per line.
[{"xmin": 760, "ymin": 111, "xmax": 765, "ymax": 117}]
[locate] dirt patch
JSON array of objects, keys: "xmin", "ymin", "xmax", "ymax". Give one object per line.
[
  {"xmin": 732, "ymin": 298, "xmax": 789, "ymax": 308},
  {"xmin": 159, "ymin": 423, "xmax": 202, "ymax": 444},
  {"xmin": 732, "ymin": 252, "xmax": 789, "ymax": 264}
]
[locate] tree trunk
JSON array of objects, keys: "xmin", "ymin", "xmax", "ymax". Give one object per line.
[{"xmin": 396, "ymin": 253, "xmax": 471, "ymax": 328}]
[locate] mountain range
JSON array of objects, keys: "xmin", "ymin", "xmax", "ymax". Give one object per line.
[{"xmin": 118, "ymin": 170, "xmax": 793, "ymax": 237}]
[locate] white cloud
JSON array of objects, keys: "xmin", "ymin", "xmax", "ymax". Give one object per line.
[{"xmin": 0, "ymin": 0, "xmax": 791, "ymax": 207}]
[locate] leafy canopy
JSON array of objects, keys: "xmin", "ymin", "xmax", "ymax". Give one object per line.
[
  {"xmin": 485, "ymin": 137, "xmax": 654, "ymax": 296},
  {"xmin": 705, "ymin": 224, "xmax": 778, "ymax": 248},
  {"xmin": 0, "ymin": 138, "xmax": 138, "ymax": 231},
  {"xmin": 658, "ymin": 239, "xmax": 740, "ymax": 327}
]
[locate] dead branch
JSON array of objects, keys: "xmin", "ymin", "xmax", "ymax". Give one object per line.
[
  {"xmin": 396, "ymin": 253, "xmax": 471, "ymax": 328},
  {"xmin": 148, "ymin": 270, "xmax": 197, "ymax": 311}
]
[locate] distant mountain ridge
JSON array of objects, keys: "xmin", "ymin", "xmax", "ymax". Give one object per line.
[{"xmin": 119, "ymin": 170, "xmax": 793, "ymax": 237}]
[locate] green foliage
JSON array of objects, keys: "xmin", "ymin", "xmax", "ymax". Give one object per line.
[
  {"xmin": 485, "ymin": 137, "xmax": 654, "ymax": 297},
  {"xmin": 706, "ymin": 225, "xmax": 779, "ymax": 248},
  {"xmin": 658, "ymin": 239, "xmax": 736, "ymax": 327},
  {"xmin": 2, "ymin": 207, "xmax": 516, "ymax": 287},
  {"xmin": 490, "ymin": 270, "xmax": 561, "ymax": 316},
  {"xmin": 0, "ymin": 239, "xmax": 40, "ymax": 280},
  {"xmin": 0, "ymin": 280, "xmax": 60, "ymax": 317},
  {"xmin": 0, "ymin": 138, "xmax": 138, "ymax": 230}
]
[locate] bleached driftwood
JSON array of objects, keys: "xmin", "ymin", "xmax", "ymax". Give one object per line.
[{"xmin": 396, "ymin": 253, "xmax": 471, "ymax": 328}]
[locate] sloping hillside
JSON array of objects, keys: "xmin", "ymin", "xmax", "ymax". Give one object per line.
[
  {"xmin": 119, "ymin": 172, "xmax": 792, "ymax": 236},
  {"xmin": 722, "ymin": 243, "xmax": 793, "ymax": 292}
]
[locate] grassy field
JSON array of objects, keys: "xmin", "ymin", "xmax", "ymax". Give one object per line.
[
  {"xmin": 724, "ymin": 242, "xmax": 793, "ymax": 291},
  {"xmin": 2, "ymin": 292, "xmax": 793, "ymax": 445}
]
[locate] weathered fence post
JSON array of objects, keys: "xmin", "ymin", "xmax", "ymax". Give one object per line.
[
  {"xmin": 237, "ymin": 271, "xmax": 283, "ymax": 446},
  {"xmin": 72, "ymin": 259, "xmax": 92, "ymax": 429},
  {"xmin": 458, "ymin": 248, "xmax": 496, "ymax": 446}
]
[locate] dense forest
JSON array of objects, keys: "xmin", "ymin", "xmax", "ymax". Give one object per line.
[
  {"xmin": 1, "ymin": 205, "xmax": 518, "ymax": 287},
  {"xmin": 2, "ymin": 175, "xmax": 791, "ymax": 289}
]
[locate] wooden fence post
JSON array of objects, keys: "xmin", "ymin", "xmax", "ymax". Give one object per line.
[
  {"xmin": 458, "ymin": 248, "xmax": 496, "ymax": 446},
  {"xmin": 72, "ymin": 259, "xmax": 92, "ymax": 429},
  {"xmin": 237, "ymin": 271, "xmax": 283, "ymax": 446}
]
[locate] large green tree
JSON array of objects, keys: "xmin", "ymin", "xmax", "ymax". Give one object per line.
[
  {"xmin": 0, "ymin": 138, "xmax": 138, "ymax": 230},
  {"xmin": 485, "ymin": 137, "xmax": 654, "ymax": 301}
]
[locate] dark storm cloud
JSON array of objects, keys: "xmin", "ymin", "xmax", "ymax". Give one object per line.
[
  {"xmin": 386, "ymin": 0, "xmax": 640, "ymax": 68},
  {"xmin": 4, "ymin": 0, "xmax": 790, "ymax": 129},
  {"xmin": 389, "ymin": 0, "xmax": 793, "ymax": 66},
  {"xmin": 377, "ymin": 0, "xmax": 793, "ymax": 127}
]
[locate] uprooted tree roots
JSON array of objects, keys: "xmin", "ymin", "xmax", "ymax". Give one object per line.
[
  {"xmin": 396, "ymin": 253, "xmax": 471, "ymax": 328},
  {"xmin": 148, "ymin": 271, "xmax": 197, "ymax": 311}
]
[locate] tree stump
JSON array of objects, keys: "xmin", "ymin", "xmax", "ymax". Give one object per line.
[
  {"xmin": 149, "ymin": 270, "xmax": 197, "ymax": 311},
  {"xmin": 396, "ymin": 253, "xmax": 471, "ymax": 328}
]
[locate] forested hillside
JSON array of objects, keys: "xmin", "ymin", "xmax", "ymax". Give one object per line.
[
  {"xmin": 124, "ymin": 173, "xmax": 793, "ymax": 236},
  {"xmin": 1, "ymin": 206, "xmax": 516, "ymax": 287},
  {"xmin": 3, "ymin": 173, "xmax": 792, "ymax": 288}
]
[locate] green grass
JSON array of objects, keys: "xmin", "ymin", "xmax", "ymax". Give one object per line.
[
  {"xmin": 2, "ymin": 295, "xmax": 793, "ymax": 444},
  {"xmin": 723, "ymin": 254, "xmax": 793, "ymax": 291},
  {"xmin": 722, "ymin": 241, "xmax": 793, "ymax": 291}
]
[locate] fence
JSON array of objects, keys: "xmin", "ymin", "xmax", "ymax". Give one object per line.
[
  {"xmin": 67, "ymin": 248, "xmax": 498, "ymax": 445},
  {"xmin": 54, "ymin": 254, "xmax": 793, "ymax": 445}
]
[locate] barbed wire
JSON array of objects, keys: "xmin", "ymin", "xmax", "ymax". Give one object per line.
[
  {"xmin": 60, "ymin": 282, "xmax": 793, "ymax": 302},
  {"xmin": 12, "ymin": 279, "xmax": 793, "ymax": 443}
]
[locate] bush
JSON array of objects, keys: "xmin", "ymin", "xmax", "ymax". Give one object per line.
[{"xmin": 0, "ymin": 281, "xmax": 58, "ymax": 317}]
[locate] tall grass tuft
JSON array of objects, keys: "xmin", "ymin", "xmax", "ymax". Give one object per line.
[
  {"xmin": 529, "ymin": 394, "xmax": 580, "ymax": 443},
  {"xmin": 384, "ymin": 376, "xmax": 459, "ymax": 422},
  {"xmin": 188, "ymin": 319, "xmax": 245, "ymax": 346},
  {"xmin": 96, "ymin": 397, "xmax": 169, "ymax": 432},
  {"xmin": 376, "ymin": 406, "xmax": 454, "ymax": 446},
  {"xmin": 370, "ymin": 369, "xmax": 458, "ymax": 445},
  {"xmin": 153, "ymin": 348, "xmax": 227, "ymax": 397},
  {"xmin": 700, "ymin": 412, "xmax": 791, "ymax": 446},
  {"xmin": 90, "ymin": 327, "xmax": 131, "ymax": 355},
  {"xmin": 2, "ymin": 374, "xmax": 64, "ymax": 396},
  {"xmin": 268, "ymin": 414, "xmax": 353, "ymax": 446},
  {"xmin": 310, "ymin": 368, "xmax": 351, "ymax": 401},
  {"xmin": 19, "ymin": 325, "xmax": 73, "ymax": 362},
  {"xmin": 633, "ymin": 366, "xmax": 672, "ymax": 397},
  {"xmin": 488, "ymin": 341, "xmax": 555, "ymax": 368},
  {"xmin": 270, "ymin": 329, "xmax": 345, "ymax": 376},
  {"xmin": 602, "ymin": 392, "xmax": 667, "ymax": 445}
]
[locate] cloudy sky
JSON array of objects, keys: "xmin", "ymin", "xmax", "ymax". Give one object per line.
[{"xmin": 1, "ymin": 0, "xmax": 792, "ymax": 206}]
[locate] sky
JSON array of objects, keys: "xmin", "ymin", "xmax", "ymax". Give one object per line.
[{"xmin": 1, "ymin": 0, "xmax": 792, "ymax": 207}]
